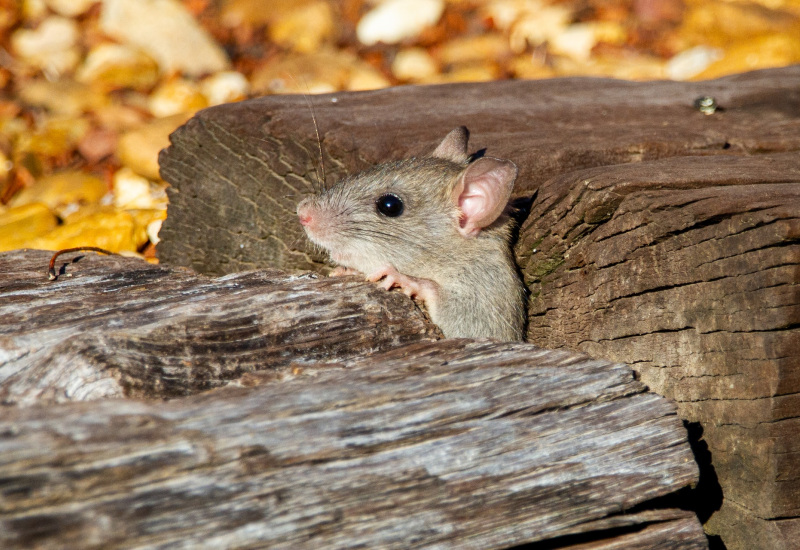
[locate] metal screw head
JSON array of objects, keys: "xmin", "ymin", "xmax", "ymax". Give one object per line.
[{"xmin": 693, "ymin": 95, "xmax": 718, "ymax": 115}]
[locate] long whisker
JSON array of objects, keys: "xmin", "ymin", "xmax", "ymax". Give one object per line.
[{"xmin": 286, "ymin": 73, "xmax": 327, "ymax": 193}]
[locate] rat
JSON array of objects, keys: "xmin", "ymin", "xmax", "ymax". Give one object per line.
[{"xmin": 296, "ymin": 126, "xmax": 526, "ymax": 341}]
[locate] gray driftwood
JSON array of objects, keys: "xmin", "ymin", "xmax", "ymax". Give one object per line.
[
  {"xmin": 0, "ymin": 301, "xmax": 703, "ymax": 548},
  {"xmin": 0, "ymin": 249, "xmax": 438, "ymax": 405},
  {"xmin": 157, "ymin": 65, "xmax": 800, "ymax": 549}
]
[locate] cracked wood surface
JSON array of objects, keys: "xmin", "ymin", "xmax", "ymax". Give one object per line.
[
  {"xmin": 0, "ymin": 331, "xmax": 704, "ymax": 549},
  {"xmin": 0, "ymin": 249, "xmax": 439, "ymax": 405},
  {"xmin": 158, "ymin": 66, "xmax": 800, "ymax": 277},
  {"xmin": 519, "ymin": 151, "xmax": 800, "ymax": 549},
  {"xmin": 155, "ymin": 66, "xmax": 800, "ymax": 549}
]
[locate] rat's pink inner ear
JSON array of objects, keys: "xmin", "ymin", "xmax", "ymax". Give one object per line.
[
  {"xmin": 431, "ymin": 126, "xmax": 470, "ymax": 164},
  {"xmin": 454, "ymin": 157, "xmax": 517, "ymax": 237}
]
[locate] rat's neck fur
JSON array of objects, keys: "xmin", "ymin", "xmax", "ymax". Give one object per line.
[{"xmin": 404, "ymin": 215, "xmax": 527, "ymax": 341}]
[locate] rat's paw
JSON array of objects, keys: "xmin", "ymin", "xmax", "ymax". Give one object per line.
[
  {"xmin": 329, "ymin": 266, "xmax": 362, "ymax": 277},
  {"xmin": 367, "ymin": 265, "xmax": 439, "ymax": 306}
]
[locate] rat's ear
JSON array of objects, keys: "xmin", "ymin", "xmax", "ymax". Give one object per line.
[
  {"xmin": 431, "ymin": 126, "xmax": 470, "ymax": 164},
  {"xmin": 452, "ymin": 157, "xmax": 517, "ymax": 237}
]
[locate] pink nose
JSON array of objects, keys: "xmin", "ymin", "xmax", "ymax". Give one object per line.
[{"xmin": 297, "ymin": 203, "xmax": 313, "ymax": 227}]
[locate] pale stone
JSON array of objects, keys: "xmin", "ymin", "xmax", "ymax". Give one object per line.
[
  {"xmin": 117, "ymin": 113, "xmax": 191, "ymax": 180},
  {"xmin": 436, "ymin": 34, "xmax": 511, "ymax": 65},
  {"xmin": 148, "ymin": 78, "xmax": 208, "ymax": 117},
  {"xmin": 550, "ymin": 22, "xmax": 627, "ymax": 61},
  {"xmin": 347, "ymin": 67, "xmax": 391, "ymax": 91},
  {"xmin": 44, "ymin": 0, "xmax": 99, "ymax": 17},
  {"xmin": 113, "ymin": 167, "xmax": 159, "ymax": 210},
  {"xmin": 100, "ymin": 0, "xmax": 230, "ymax": 76},
  {"xmin": 269, "ymin": 1, "xmax": 334, "ymax": 53},
  {"xmin": 0, "ymin": 202, "xmax": 58, "ymax": 252},
  {"xmin": 252, "ymin": 49, "xmax": 375, "ymax": 94},
  {"xmin": 201, "ymin": 71, "xmax": 250, "ymax": 106},
  {"xmin": 8, "ymin": 171, "xmax": 108, "ymax": 214},
  {"xmin": 440, "ymin": 62, "xmax": 499, "ymax": 83},
  {"xmin": 11, "ymin": 16, "xmax": 80, "ymax": 77},
  {"xmin": 550, "ymin": 24, "xmax": 598, "ymax": 61},
  {"xmin": 18, "ymin": 79, "xmax": 108, "ymax": 117},
  {"xmin": 147, "ymin": 219, "xmax": 163, "ymax": 245},
  {"xmin": 357, "ymin": 0, "xmax": 445, "ymax": 46},
  {"xmin": 392, "ymin": 48, "xmax": 439, "ymax": 81},
  {"xmin": 497, "ymin": 1, "xmax": 573, "ymax": 53},
  {"xmin": 666, "ymin": 46, "xmax": 724, "ymax": 80},
  {"xmin": 482, "ymin": 0, "xmax": 527, "ymax": 31},
  {"xmin": 77, "ymin": 43, "xmax": 161, "ymax": 90}
]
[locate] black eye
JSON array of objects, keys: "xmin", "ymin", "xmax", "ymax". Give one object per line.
[{"xmin": 376, "ymin": 193, "xmax": 404, "ymax": 217}]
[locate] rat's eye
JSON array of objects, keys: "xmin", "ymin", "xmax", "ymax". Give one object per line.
[{"xmin": 376, "ymin": 193, "xmax": 404, "ymax": 217}]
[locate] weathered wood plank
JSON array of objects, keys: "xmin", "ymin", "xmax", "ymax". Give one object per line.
[
  {"xmin": 0, "ymin": 249, "xmax": 438, "ymax": 405},
  {"xmin": 157, "ymin": 66, "xmax": 800, "ymax": 276},
  {"xmin": 518, "ymin": 151, "xmax": 800, "ymax": 549},
  {"xmin": 556, "ymin": 511, "xmax": 707, "ymax": 549},
  {"xmin": 0, "ymin": 338, "xmax": 702, "ymax": 549}
]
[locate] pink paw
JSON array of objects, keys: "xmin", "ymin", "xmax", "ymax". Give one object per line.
[{"xmin": 366, "ymin": 264, "xmax": 439, "ymax": 306}]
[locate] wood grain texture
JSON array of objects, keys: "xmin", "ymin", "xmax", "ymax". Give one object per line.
[
  {"xmin": 0, "ymin": 249, "xmax": 439, "ymax": 405},
  {"xmin": 518, "ymin": 151, "xmax": 800, "ymax": 549},
  {"xmin": 157, "ymin": 66, "xmax": 800, "ymax": 276},
  {"xmin": 0, "ymin": 337, "xmax": 703, "ymax": 549}
]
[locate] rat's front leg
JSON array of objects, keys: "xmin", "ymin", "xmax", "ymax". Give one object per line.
[{"xmin": 367, "ymin": 264, "xmax": 440, "ymax": 317}]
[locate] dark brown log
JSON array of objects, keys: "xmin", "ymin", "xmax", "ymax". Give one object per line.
[
  {"xmin": 519, "ymin": 152, "xmax": 800, "ymax": 549},
  {"xmin": 157, "ymin": 66, "xmax": 800, "ymax": 276},
  {"xmin": 0, "ymin": 334, "xmax": 703, "ymax": 549},
  {"xmin": 0, "ymin": 249, "xmax": 438, "ymax": 405}
]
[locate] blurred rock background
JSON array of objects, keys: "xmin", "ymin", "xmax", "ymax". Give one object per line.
[{"xmin": 1, "ymin": 0, "xmax": 799, "ymax": 259}]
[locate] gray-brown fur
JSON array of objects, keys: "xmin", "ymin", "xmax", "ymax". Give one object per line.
[{"xmin": 297, "ymin": 127, "xmax": 527, "ymax": 341}]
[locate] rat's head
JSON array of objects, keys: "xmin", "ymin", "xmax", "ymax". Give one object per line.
[{"xmin": 297, "ymin": 127, "xmax": 517, "ymax": 273}]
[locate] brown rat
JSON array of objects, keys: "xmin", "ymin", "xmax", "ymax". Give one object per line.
[{"xmin": 296, "ymin": 127, "xmax": 526, "ymax": 341}]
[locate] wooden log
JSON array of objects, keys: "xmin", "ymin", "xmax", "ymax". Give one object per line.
[
  {"xmin": 157, "ymin": 66, "xmax": 800, "ymax": 276},
  {"xmin": 0, "ymin": 335, "xmax": 704, "ymax": 549},
  {"xmin": 519, "ymin": 152, "xmax": 800, "ymax": 549},
  {"xmin": 0, "ymin": 249, "xmax": 438, "ymax": 405}
]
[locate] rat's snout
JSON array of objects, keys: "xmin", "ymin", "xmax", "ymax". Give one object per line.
[{"xmin": 297, "ymin": 199, "xmax": 314, "ymax": 227}]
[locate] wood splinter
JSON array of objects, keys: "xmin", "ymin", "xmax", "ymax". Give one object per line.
[{"xmin": 47, "ymin": 247, "xmax": 116, "ymax": 281}]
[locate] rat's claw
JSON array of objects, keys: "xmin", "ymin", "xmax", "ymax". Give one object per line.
[
  {"xmin": 366, "ymin": 264, "xmax": 394, "ymax": 283},
  {"xmin": 379, "ymin": 277, "xmax": 396, "ymax": 291},
  {"xmin": 367, "ymin": 264, "xmax": 440, "ymax": 310}
]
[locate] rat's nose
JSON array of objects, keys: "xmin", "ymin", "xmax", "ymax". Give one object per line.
[{"xmin": 297, "ymin": 201, "xmax": 314, "ymax": 227}]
